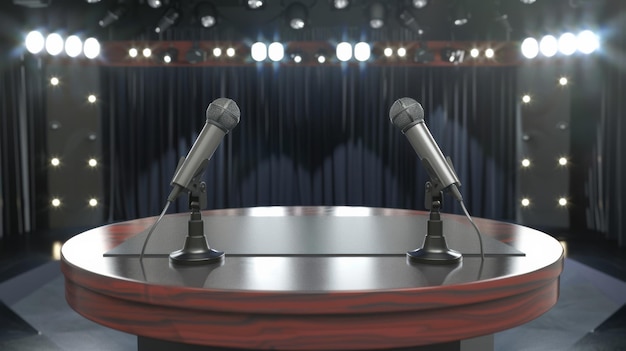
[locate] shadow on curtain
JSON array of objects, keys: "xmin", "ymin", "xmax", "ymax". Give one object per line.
[{"xmin": 101, "ymin": 65, "xmax": 518, "ymax": 223}]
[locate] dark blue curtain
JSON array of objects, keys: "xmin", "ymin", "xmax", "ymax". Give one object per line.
[{"xmin": 101, "ymin": 65, "xmax": 518, "ymax": 222}]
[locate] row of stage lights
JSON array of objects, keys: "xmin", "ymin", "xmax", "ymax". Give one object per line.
[
  {"xmin": 25, "ymin": 31, "xmax": 101, "ymax": 58},
  {"xmin": 521, "ymin": 30, "xmax": 599, "ymax": 59}
]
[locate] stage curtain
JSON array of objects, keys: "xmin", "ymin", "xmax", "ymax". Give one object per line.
[
  {"xmin": 0, "ymin": 56, "xmax": 48, "ymax": 239},
  {"xmin": 100, "ymin": 65, "xmax": 518, "ymax": 222}
]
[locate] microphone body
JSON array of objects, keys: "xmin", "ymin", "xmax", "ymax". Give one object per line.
[
  {"xmin": 389, "ymin": 97, "xmax": 462, "ymax": 201},
  {"xmin": 168, "ymin": 98, "xmax": 240, "ymax": 202}
]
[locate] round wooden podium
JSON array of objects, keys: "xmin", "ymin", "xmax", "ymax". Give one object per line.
[{"xmin": 61, "ymin": 206, "xmax": 563, "ymax": 351}]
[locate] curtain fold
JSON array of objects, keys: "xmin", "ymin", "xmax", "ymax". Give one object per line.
[{"xmin": 101, "ymin": 65, "xmax": 518, "ymax": 222}]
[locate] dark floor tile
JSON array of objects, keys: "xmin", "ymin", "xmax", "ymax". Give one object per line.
[
  {"xmin": 572, "ymin": 304, "xmax": 626, "ymax": 351},
  {"xmin": 0, "ymin": 301, "xmax": 39, "ymax": 342}
]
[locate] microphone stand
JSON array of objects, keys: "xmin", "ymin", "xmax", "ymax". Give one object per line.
[
  {"xmin": 407, "ymin": 181, "xmax": 462, "ymax": 264},
  {"xmin": 170, "ymin": 164, "xmax": 224, "ymax": 265}
]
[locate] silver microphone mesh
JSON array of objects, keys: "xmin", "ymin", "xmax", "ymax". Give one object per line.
[
  {"xmin": 206, "ymin": 98, "xmax": 241, "ymax": 132},
  {"xmin": 389, "ymin": 97, "xmax": 425, "ymax": 132}
]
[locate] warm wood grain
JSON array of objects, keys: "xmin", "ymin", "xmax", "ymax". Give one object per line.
[{"xmin": 61, "ymin": 206, "xmax": 563, "ymax": 350}]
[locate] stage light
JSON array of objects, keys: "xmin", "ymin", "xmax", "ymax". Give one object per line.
[
  {"xmin": 226, "ymin": 47, "xmax": 235, "ymax": 57},
  {"xmin": 212, "ymin": 47, "xmax": 222, "ymax": 57},
  {"xmin": 577, "ymin": 30, "xmax": 599, "ymax": 54},
  {"xmin": 248, "ymin": 0, "xmax": 264, "ymax": 9},
  {"xmin": 559, "ymin": 77, "xmax": 568, "ymax": 86},
  {"xmin": 453, "ymin": 2, "xmax": 470, "ymax": 26},
  {"xmin": 45, "ymin": 33, "xmax": 63, "ymax": 56},
  {"xmin": 485, "ymin": 48, "xmax": 494, "ymax": 58},
  {"xmin": 147, "ymin": 0, "xmax": 166, "ymax": 9},
  {"xmin": 162, "ymin": 48, "xmax": 178, "ymax": 63},
  {"xmin": 64, "ymin": 35, "xmax": 82, "ymax": 57},
  {"xmin": 520, "ymin": 0, "xmax": 536, "ymax": 3},
  {"xmin": 558, "ymin": 197, "xmax": 568, "ymax": 206},
  {"xmin": 331, "ymin": 0, "xmax": 349, "ymax": 10},
  {"xmin": 268, "ymin": 42, "xmax": 284, "ymax": 61},
  {"xmin": 558, "ymin": 32, "xmax": 577, "ymax": 56},
  {"xmin": 99, "ymin": 5, "xmax": 126, "ymax": 28},
  {"xmin": 88, "ymin": 158, "xmax": 98, "ymax": 167},
  {"xmin": 354, "ymin": 42, "xmax": 371, "ymax": 62},
  {"xmin": 83, "ymin": 37, "xmax": 100, "ymax": 59},
  {"xmin": 88, "ymin": 94, "xmax": 97, "ymax": 103},
  {"xmin": 336, "ymin": 42, "xmax": 352, "ymax": 62},
  {"xmin": 51, "ymin": 198, "xmax": 61, "ymax": 207},
  {"xmin": 155, "ymin": 8, "xmax": 180, "ymax": 33},
  {"xmin": 129, "ymin": 47, "xmax": 138, "ymax": 57},
  {"xmin": 290, "ymin": 52, "xmax": 303, "ymax": 63},
  {"xmin": 521, "ymin": 198, "xmax": 530, "ymax": 207},
  {"xmin": 413, "ymin": 0, "xmax": 428, "ymax": 9},
  {"xmin": 539, "ymin": 35, "xmax": 558, "ymax": 57},
  {"xmin": 521, "ymin": 158, "xmax": 531, "ymax": 168},
  {"xmin": 51, "ymin": 157, "xmax": 60, "ymax": 167},
  {"xmin": 196, "ymin": 2, "xmax": 217, "ymax": 28},
  {"xmin": 50, "ymin": 77, "xmax": 59, "ymax": 86},
  {"xmin": 316, "ymin": 52, "xmax": 327, "ymax": 63},
  {"xmin": 397, "ymin": 47, "xmax": 407, "ymax": 57},
  {"xmin": 286, "ymin": 2, "xmax": 308, "ymax": 30},
  {"xmin": 470, "ymin": 48, "xmax": 479, "ymax": 58},
  {"xmin": 384, "ymin": 47, "xmax": 393, "ymax": 57},
  {"xmin": 251, "ymin": 42, "xmax": 267, "ymax": 61},
  {"xmin": 25, "ymin": 30, "xmax": 45, "ymax": 54},
  {"xmin": 89, "ymin": 198, "xmax": 98, "ymax": 207},
  {"xmin": 521, "ymin": 37, "xmax": 539, "ymax": 59},
  {"xmin": 369, "ymin": 2, "xmax": 385, "ymax": 29},
  {"xmin": 522, "ymin": 94, "xmax": 531, "ymax": 103},
  {"xmin": 143, "ymin": 48, "xmax": 152, "ymax": 57},
  {"xmin": 558, "ymin": 157, "xmax": 568, "ymax": 166},
  {"xmin": 399, "ymin": 8, "xmax": 424, "ymax": 35}
]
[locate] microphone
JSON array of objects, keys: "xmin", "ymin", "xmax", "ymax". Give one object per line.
[
  {"xmin": 167, "ymin": 98, "xmax": 240, "ymax": 202},
  {"xmin": 389, "ymin": 97, "xmax": 463, "ymax": 202}
]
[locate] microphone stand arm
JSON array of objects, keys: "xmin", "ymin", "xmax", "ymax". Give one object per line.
[
  {"xmin": 407, "ymin": 181, "xmax": 462, "ymax": 264},
  {"xmin": 169, "ymin": 161, "xmax": 224, "ymax": 265}
]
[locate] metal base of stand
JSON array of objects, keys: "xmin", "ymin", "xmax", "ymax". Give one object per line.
[
  {"xmin": 407, "ymin": 234, "xmax": 462, "ymax": 264},
  {"xmin": 170, "ymin": 240, "xmax": 224, "ymax": 265}
]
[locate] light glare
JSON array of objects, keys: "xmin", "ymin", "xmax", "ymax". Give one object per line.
[
  {"xmin": 25, "ymin": 31, "xmax": 45, "ymax": 54},
  {"xmin": 558, "ymin": 157, "xmax": 568, "ymax": 166},
  {"xmin": 45, "ymin": 33, "xmax": 64, "ymax": 56},
  {"xmin": 83, "ymin": 37, "xmax": 100, "ymax": 59},
  {"xmin": 354, "ymin": 42, "xmax": 371, "ymax": 62},
  {"xmin": 522, "ymin": 95, "xmax": 531, "ymax": 103},
  {"xmin": 268, "ymin": 42, "xmax": 284, "ymax": 62},
  {"xmin": 540, "ymin": 35, "xmax": 558, "ymax": 57},
  {"xmin": 336, "ymin": 42, "xmax": 352, "ymax": 62},
  {"xmin": 397, "ymin": 47, "xmax": 406, "ymax": 57},
  {"xmin": 521, "ymin": 198, "xmax": 530, "ymax": 207},
  {"xmin": 558, "ymin": 32, "xmax": 577, "ymax": 55},
  {"xmin": 558, "ymin": 198, "xmax": 568, "ymax": 206},
  {"xmin": 64, "ymin": 35, "xmax": 82, "ymax": 57},
  {"xmin": 88, "ymin": 158, "xmax": 98, "ymax": 167},
  {"xmin": 521, "ymin": 37, "xmax": 539, "ymax": 59},
  {"xmin": 577, "ymin": 30, "xmax": 599, "ymax": 54},
  {"xmin": 521, "ymin": 159, "xmax": 531, "ymax": 167},
  {"xmin": 251, "ymin": 42, "xmax": 267, "ymax": 62},
  {"xmin": 51, "ymin": 198, "xmax": 61, "ymax": 207},
  {"xmin": 51, "ymin": 158, "xmax": 60, "ymax": 166}
]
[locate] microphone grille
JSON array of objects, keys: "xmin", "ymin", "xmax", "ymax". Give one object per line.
[
  {"xmin": 389, "ymin": 97, "xmax": 424, "ymax": 131},
  {"xmin": 206, "ymin": 98, "xmax": 241, "ymax": 132}
]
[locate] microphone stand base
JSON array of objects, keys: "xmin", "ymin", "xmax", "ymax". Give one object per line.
[
  {"xmin": 170, "ymin": 248, "xmax": 225, "ymax": 265},
  {"xmin": 407, "ymin": 235, "xmax": 462, "ymax": 265}
]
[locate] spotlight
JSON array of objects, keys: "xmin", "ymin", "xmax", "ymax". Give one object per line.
[
  {"xmin": 129, "ymin": 47, "xmax": 138, "ymax": 57},
  {"xmin": 45, "ymin": 33, "xmax": 64, "ymax": 56},
  {"xmin": 51, "ymin": 198, "xmax": 61, "ymax": 207},
  {"xmin": 559, "ymin": 77, "xmax": 568, "ymax": 86},
  {"xmin": 330, "ymin": 0, "xmax": 349, "ymax": 10},
  {"xmin": 286, "ymin": 2, "xmax": 308, "ymax": 30},
  {"xmin": 354, "ymin": 42, "xmax": 371, "ymax": 62},
  {"xmin": 414, "ymin": 44, "xmax": 434, "ymax": 63},
  {"xmin": 268, "ymin": 42, "xmax": 284, "ymax": 62},
  {"xmin": 50, "ymin": 77, "xmax": 59, "ymax": 85},
  {"xmin": 226, "ymin": 47, "xmax": 235, "ymax": 57},
  {"xmin": 290, "ymin": 51, "xmax": 303, "ymax": 63},
  {"xmin": 247, "ymin": 0, "xmax": 264, "ymax": 9},
  {"xmin": 397, "ymin": 47, "xmax": 407, "ymax": 57},
  {"xmin": 25, "ymin": 30, "xmax": 45, "ymax": 54},
  {"xmin": 558, "ymin": 157, "xmax": 568, "ymax": 166},
  {"xmin": 336, "ymin": 42, "xmax": 352, "ymax": 62},
  {"xmin": 470, "ymin": 48, "xmax": 479, "ymax": 58},
  {"xmin": 558, "ymin": 197, "xmax": 568, "ymax": 206},
  {"xmin": 196, "ymin": 2, "xmax": 217, "ymax": 28},
  {"xmin": 155, "ymin": 8, "xmax": 180, "ymax": 33},
  {"xmin": 441, "ymin": 48, "xmax": 465, "ymax": 63},
  {"xmin": 577, "ymin": 30, "xmax": 599, "ymax": 54},
  {"xmin": 521, "ymin": 158, "xmax": 531, "ymax": 167},
  {"xmin": 147, "ymin": 0, "xmax": 167, "ymax": 9},
  {"xmin": 88, "ymin": 158, "xmax": 98, "ymax": 167},
  {"xmin": 539, "ymin": 35, "xmax": 558, "ymax": 57},
  {"xmin": 520, "ymin": 0, "xmax": 536, "ymax": 3},
  {"xmin": 484, "ymin": 48, "xmax": 494, "ymax": 58},
  {"xmin": 89, "ymin": 198, "xmax": 98, "ymax": 207},
  {"xmin": 413, "ymin": 0, "xmax": 428, "ymax": 9},
  {"xmin": 251, "ymin": 42, "xmax": 267, "ymax": 61},
  {"xmin": 83, "ymin": 38, "xmax": 100, "ymax": 59},
  {"xmin": 399, "ymin": 9, "xmax": 423, "ymax": 35},
  {"xmin": 64, "ymin": 35, "xmax": 82, "ymax": 57},
  {"xmin": 369, "ymin": 2, "xmax": 385, "ymax": 29},
  {"xmin": 383, "ymin": 47, "xmax": 393, "ymax": 57},
  {"xmin": 316, "ymin": 51, "xmax": 327, "ymax": 63},
  {"xmin": 453, "ymin": 2, "xmax": 470, "ymax": 26},
  {"xmin": 99, "ymin": 5, "xmax": 126, "ymax": 28},
  {"xmin": 51, "ymin": 157, "xmax": 60, "ymax": 167},
  {"xmin": 521, "ymin": 37, "xmax": 539, "ymax": 59},
  {"xmin": 558, "ymin": 32, "xmax": 577, "ymax": 56},
  {"xmin": 522, "ymin": 94, "xmax": 531, "ymax": 103},
  {"xmin": 213, "ymin": 47, "xmax": 222, "ymax": 57},
  {"xmin": 185, "ymin": 44, "xmax": 205, "ymax": 63},
  {"xmin": 521, "ymin": 198, "xmax": 530, "ymax": 207},
  {"xmin": 161, "ymin": 48, "xmax": 178, "ymax": 63},
  {"xmin": 143, "ymin": 48, "xmax": 152, "ymax": 57},
  {"xmin": 88, "ymin": 94, "xmax": 97, "ymax": 103}
]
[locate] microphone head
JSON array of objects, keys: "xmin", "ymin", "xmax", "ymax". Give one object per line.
[
  {"xmin": 206, "ymin": 98, "xmax": 241, "ymax": 132},
  {"xmin": 389, "ymin": 97, "xmax": 425, "ymax": 132}
]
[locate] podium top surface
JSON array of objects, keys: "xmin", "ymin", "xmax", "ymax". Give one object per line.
[{"xmin": 61, "ymin": 206, "xmax": 564, "ymax": 350}]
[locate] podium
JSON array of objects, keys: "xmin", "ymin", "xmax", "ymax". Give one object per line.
[{"xmin": 61, "ymin": 206, "xmax": 563, "ymax": 351}]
